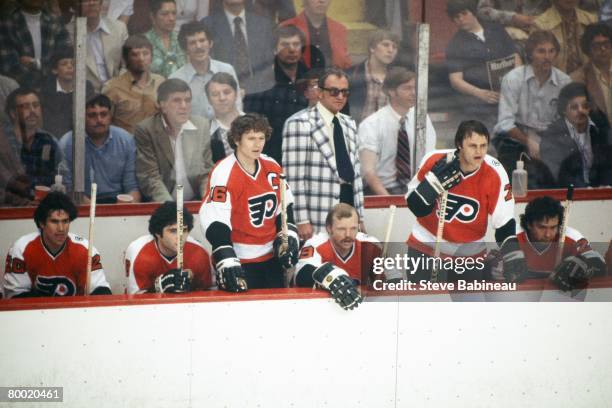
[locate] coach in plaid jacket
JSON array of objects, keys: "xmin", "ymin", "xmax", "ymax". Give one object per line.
[{"xmin": 282, "ymin": 69, "xmax": 364, "ymax": 240}]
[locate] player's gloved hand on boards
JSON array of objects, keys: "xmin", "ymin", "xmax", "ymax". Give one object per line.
[
  {"xmin": 415, "ymin": 152, "xmax": 462, "ymax": 205},
  {"xmin": 155, "ymin": 268, "xmax": 191, "ymax": 293},
  {"xmin": 215, "ymin": 258, "xmax": 248, "ymax": 292},
  {"xmin": 500, "ymin": 237, "xmax": 528, "ymax": 283},
  {"xmin": 550, "ymin": 255, "xmax": 595, "ymax": 292},
  {"xmin": 313, "ymin": 262, "xmax": 362, "ymax": 310},
  {"xmin": 273, "ymin": 229, "xmax": 299, "ymax": 269}
]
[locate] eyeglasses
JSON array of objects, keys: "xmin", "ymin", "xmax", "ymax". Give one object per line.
[
  {"xmin": 320, "ymin": 87, "xmax": 350, "ymax": 97},
  {"xmin": 591, "ymin": 40, "xmax": 611, "ymax": 51}
]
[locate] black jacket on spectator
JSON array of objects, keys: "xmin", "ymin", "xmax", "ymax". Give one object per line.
[
  {"xmin": 539, "ymin": 115, "xmax": 612, "ymax": 188},
  {"xmin": 243, "ymin": 58, "xmax": 308, "ymax": 163},
  {"xmin": 40, "ymin": 78, "xmax": 94, "ymax": 139}
]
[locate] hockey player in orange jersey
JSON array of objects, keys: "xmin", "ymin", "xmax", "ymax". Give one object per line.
[
  {"xmin": 3, "ymin": 192, "xmax": 112, "ymax": 298},
  {"xmin": 199, "ymin": 114, "xmax": 299, "ymax": 291},
  {"xmin": 295, "ymin": 203, "xmax": 380, "ymax": 310},
  {"xmin": 125, "ymin": 201, "xmax": 213, "ymax": 294},
  {"xmin": 405, "ymin": 120, "xmax": 527, "ymax": 283},
  {"xmin": 514, "ymin": 196, "xmax": 606, "ymax": 291}
]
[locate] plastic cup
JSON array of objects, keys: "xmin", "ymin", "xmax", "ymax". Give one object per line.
[
  {"xmin": 116, "ymin": 194, "xmax": 134, "ymax": 203},
  {"xmin": 34, "ymin": 185, "xmax": 50, "ymax": 201}
]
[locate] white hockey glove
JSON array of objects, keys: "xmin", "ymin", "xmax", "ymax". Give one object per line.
[{"xmin": 313, "ymin": 263, "xmax": 362, "ymax": 310}]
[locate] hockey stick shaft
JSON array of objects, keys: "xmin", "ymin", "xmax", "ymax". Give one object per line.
[
  {"xmin": 381, "ymin": 205, "xmax": 397, "ymax": 258},
  {"xmin": 279, "ymin": 174, "xmax": 288, "ymax": 252},
  {"xmin": 431, "ymin": 190, "xmax": 448, "ymax": 283},
  {"xmin": 85, "ymin": 183, "xmax": 97, "ymax": 295},
  {"xmin": 556, "ymin": 184, "xmax": 574, "ymax": 265},
  {"xmin": 176, "ymin": 184, "xmax": 184, "ymax": 270}
]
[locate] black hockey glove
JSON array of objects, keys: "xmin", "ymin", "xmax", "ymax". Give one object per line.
[
  {"xmin": 414, "ymin": 152, "xmax": 462, "ymax": 206},
  {"xmin": 273, "ymin": 230, "xmax": 299, "ymax": 269},
  {"xmin": 155, "ymin": 268, "xmax": 191, "ymax": 293},
  {"xmin": 500, "ymin": 237, "xmax": 528, "ymax": 283},
  {"xmin": 550, "ymin": 255, "xmax": 595, "ymax": 292},
  {"xmin": 212, "ymin": 246, "xmax": 248, "ymax": 292},
  {"xmin": 313, "ymin": 263, "xmax": 362, "ymax": 310},
  {"xmin": 215, "ymin": 258, "xmax": 248, "ymax": 292}
]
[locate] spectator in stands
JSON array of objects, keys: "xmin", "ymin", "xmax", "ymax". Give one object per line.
[
  {"xmin": 102, "ymin": 0, "xmax": 134, "ymax": 24},
  {"xmin": 4, "ymin": 87, "xmax": 61, "ymax": 188},
  {"xmin": 80, "ymin": 0, "xmax": 129, "ymax": 92},
  {"xmin": 539, "ymin": 82, "xmax": 612, "ymax": 187},
  {"xmin": 0, "ymin": 0, "xmax": 71, "ymax": 88},
  {"xmin": 207, "ymin": 72, "xmax": 243, "ymax": 163},
  {"xmin": 145, "ymin": 0, "xmax": 186, "ymax": 78},
  {"xmin": 170, "ymin": 22, "xmax": 240, "ymax": 119},
  {"xmin": 283, "ymin": 68, "xmax": 364, "ymax": 240},
  {"xmin": 102, "ymin": 35, "xmax": 164, "ymax": 134},
  {"xmin": 570, "ymin": 22, "xmax": 612, "ymax": 125},
  {"xmin": 280, "ymin": 0, "xmax": 352, "ymax": 69},
  {"xmin": 0, "ymin": 74, "xmax": 19, "ymax": 128},
  {"xmin": 347, "ymin": 29, "xmax": 399, "ymax": 123},
  {"xmin": 297, "ymin": 68, "xmax": 324, "ymax": 107},
  {"xmin": 244, "ymin": 25, "xmax": 309, "ymax": 163},
  {"xmin": 40, "ymin": 49, "xmax": 95, "ymax": 139},
  {"xmin": 358, "ymin": 68, "xmax": 437, "ymax": 196},
  {"xmin": 477, "ymin": 0, "xmax": 547, "ymax": 42},
  {"xmin": 134, "ymin": 78, "xmax": 212, "ymax": 202},
  {"xmin": 533, "ymin": 0, "xmax": 598, "ymax": 73},
  {"xmin": 0, "ymin": 126, "xmax": 34, "ymax": 206},
  {"xmin": 447, "ymin": 0, "xmax": 522, "ymax": 132},
  {"xmin": 494, "ymin": 30, "xmax": 571, "ymax": 174},
  {"xmin": 210, "ymin": 0, "xmax": 297, "ymax": 23},
  {"xmin": 202, "ymin": 0, "xmax": 276, "ymax": 94},
  {"xmin": 174, "ymin": 0, "xmax": 209, "ymax": 32},
  {"xmin": 59, "ymin": 94, "xmax": 141, "ymax": 203}
]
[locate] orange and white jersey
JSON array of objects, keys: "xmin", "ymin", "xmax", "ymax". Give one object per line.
[
  {"xmin": 517, "ymin": 227, "xmax": 595, "ymax": 274},
  {"xmin": 296, "ymin": 232, "xmax": 380, "ymax": 281},
  {"xmin": 124, "ymin": 235, "xmax": 213, "ymax": 294},
  {"xmin": 199, "ymin": 154, "xmax": 294, "ymax": 263},
  {"xmin": 4, "ymin": 232, "xmax": 110, "ymax": 298},
  {"xmin": 407, "ymin": 150, "xmax": 514, "ymax": 257}
]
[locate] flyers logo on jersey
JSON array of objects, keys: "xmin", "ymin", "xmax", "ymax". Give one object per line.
[
  {"xmin": 248, "ymin": 192, "xmax": 277, "ymax": 227},
  {"xmin": 35, "ymin": 275, "xmax": 76, "ymax": 296},
  {"xmin": 441, "ymin": 193, "xmax": 480, "ymax": 223}
]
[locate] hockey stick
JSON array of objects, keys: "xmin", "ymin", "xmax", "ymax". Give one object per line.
[
  {"xmin": 279, "ymin": 174, "xmax": 288, "ymax": 253},
  {"xmin": 176, "ymin": 184, "xmax": 184, "ymax": 271},
  {"xmin": 381, "ymin": 205, "xmax": 397, "ymax": 258},
  {"xmin": 555, "ymin": 184, "xmax": 574, "ymax": 266},
  {"xmin": 430, "ymin": 152, "xmax": 454, "ymax": 283},
  {"xmin": 85, "ymin": 183, "xmax": 97, "ymax": 295}
]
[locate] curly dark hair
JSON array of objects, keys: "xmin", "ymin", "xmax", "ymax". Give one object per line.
[
  {"xmin": 454, "ymin": 120, "xmax": 489, "ymax": 149},
  {"xmin": 519, "ymin": 196, "xmax": 564, "ymax": 231},
  {"xmin": 148, "ymin": 201, "xmax": 194, "ymax": 237},
  {"xmin": 34, "ymin": 192, "xmax": 78, "ymax": 229},
  {"xmin": 580, "ymin": 22, "xmax": 612, "ymax": 56},
  {"xmin": 227, "ymin": 113, "xmax": 272, "ymax": 150}
]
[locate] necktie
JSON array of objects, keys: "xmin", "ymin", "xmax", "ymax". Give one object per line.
[
  {"xmin": 396, "ymin": 117, "xmax": 411, "ymax": 185},
  {"xmin": 332, "ymin": 116, "xmax": 355, "ymax": 206},
  {"xmin": 233, "ymin": 17, "xmax": 251, "ymax": 83}
]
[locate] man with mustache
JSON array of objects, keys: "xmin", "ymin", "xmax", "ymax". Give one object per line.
[
  {"xmin": 493, "ymin": 30, "xmax": 571, "ymax": 174},
  {"xmin": 295, "ymin": 203, "xmax": 379, "ymax": 310},
  {"xmin": 539, "ymin": 82, "xmax": 612, "ymax": 187},
  {"xmin": 58, "ymin": 94, "xmax": 141, "ymax": 203},
  {"xmin": 170, "ymin": 21, "xmax": 240, "ymax": 119},
  {"xmin": 3, "ymin": 192, "xmax": 112, "ymax": 298},
  {"xmin": 3, "ymin": 87, "xmax": 61, "ymax": 190}
]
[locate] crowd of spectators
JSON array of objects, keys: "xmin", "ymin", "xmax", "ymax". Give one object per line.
[{"xmin": 0, "ymin": 0, "xmax": 611, "ymax": 210}]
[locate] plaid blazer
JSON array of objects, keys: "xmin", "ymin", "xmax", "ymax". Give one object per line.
[
  {"xmin": 0, "ymin": 7, "xmax": 71, "ymax": 86},
  {"xmin": 282, "ymin": 105, "xmax": 364, "ymax": 232}
]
